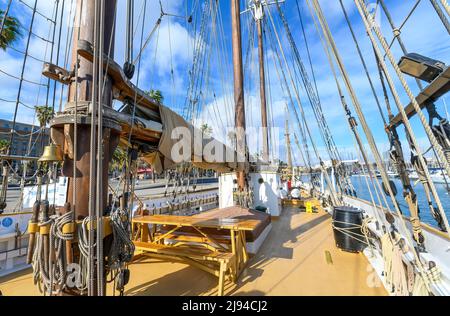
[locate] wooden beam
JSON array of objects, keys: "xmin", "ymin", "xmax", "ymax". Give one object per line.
[
  {"xmin": 0, "ymin": 154, "xmax": 40, "ymax": 161},
  {"xmin": 77, "ymin": 39, "xmax": 161, "ymax": 114},
  {"xmin": 42, "ymin": 62, "xmax": 72, "ymax": 85},
  {"xmin": 388, "ymin": 67, "xmax": 450, "ymax": 129}
]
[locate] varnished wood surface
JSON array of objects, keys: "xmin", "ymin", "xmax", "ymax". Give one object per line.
[
  {"xmin": 388, "ymin": 66, "xmax": 450, "ymax": 129},
  {"xmin": 133, "ymin": 214, "xmax": 261, "ymax": 232},
  {"xmin": 134, "ymin": 241, "xmax": 234, "ymax": 261}
]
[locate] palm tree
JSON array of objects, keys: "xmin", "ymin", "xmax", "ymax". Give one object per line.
[
  {"xmin": 35, "ymin": 105, "xmax": 53, "ymax": 153},
  {"xmin": 0, "ymin": 10, "xmax": 22, "ymax": 50},
  {"xmin": 227, "ymin": 130, "xmax": 237, "ymax": 149},
  {"xmin": 35, "ymin": 106, "xmax": 53, "ymax": 128},
  {"xmin": 111, "ymin": 147, "xmax": 128, "ymax": 176},
  {"xmin": 0, "ymin": 139, "xmax": 10, "ymax": 154},
  {"xmin": 200, "ymin": 123, "xmax": 212, "ymax": 137},
  {"xmin": 146, "ymin": 89, "xmax": 164, "ymax": 104}
]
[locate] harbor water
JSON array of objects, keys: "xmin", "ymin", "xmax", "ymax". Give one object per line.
[{"xmin": 351, "ymin": 175, "xmax": 450, "ymax": 229}]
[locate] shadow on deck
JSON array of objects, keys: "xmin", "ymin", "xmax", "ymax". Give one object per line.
[
  {"xmin": 124, "ymin": 207, "xmax": 385, "ymax": 296},
  {"xmin": 0, "ymin": 207, "xmax": 386, "ymax": 296}
]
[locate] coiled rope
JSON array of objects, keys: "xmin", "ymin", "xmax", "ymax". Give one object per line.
[
  {"xmin": 331, "ymin": 217, "xmax": 374, "ymax": 247},
  {"xmin": 48, "ymin": 211, "xmax": 74, "ymax": 295},
  {"xmin": 380, "ymin": 233, "xmax": 409, "ymax": 296},
  {"xmin": 429, "ymin": 0, "xmax": 450, "ymax": 34},
  {"xmin": 108, "ymin": 207, "xmax": 135, "ymax": 270},
  {"xmin": 77, "ymin": 217, "xmax": 95, "ymax": 295},
  {"xmin": 31, "ymin": 210, "xmax": 74, "ymax": 296}
]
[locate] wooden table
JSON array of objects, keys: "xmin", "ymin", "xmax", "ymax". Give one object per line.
[{"xmin": 132, "ymin": 214, "xmax": 261, "ymax": 294}]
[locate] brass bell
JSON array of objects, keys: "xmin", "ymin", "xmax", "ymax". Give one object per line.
[{"xmin": 39, "ymin": 144, "xmax": 63, "ymax": 162}]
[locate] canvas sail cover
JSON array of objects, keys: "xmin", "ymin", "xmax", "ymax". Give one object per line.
[
  {"xmin": 73, "ymin": 41, "xmax": 245, "ymax": 174},
  {"xmin": 141, "ymin": 105, "xmax": 246, "ymax": 173}
]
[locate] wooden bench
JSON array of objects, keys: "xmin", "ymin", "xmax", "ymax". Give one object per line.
[
  {"xmin": 157, "ymin": 232, "xmax": 232, "ymax": 245},
  {"xmin": 132, "ymin": 212, "xmax": 262, "ymax": 294},
  {"xmin": 134, "ymin": 241, "xmax": 235, "ymax": 296}
]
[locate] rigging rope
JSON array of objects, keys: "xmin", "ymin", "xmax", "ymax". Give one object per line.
[
  {"xmin": 340, "ymin": 0, "xmax": 447, "ymax": 232},
  {"xmin": 307, "ymin": 0, "xmax": 435, "ymax": 293},
  {"xmin": 96, "ymin": 0, "xmax": 107, "ymax": 296},
  {"xmin": 124, "ymin": 0, "xmax": 135, "ymax": 79},
  {"xmin": 264, "ymin": 14, "xmax": 312, "ymax": 182},
  {"xmin": 274, "ymin": 3, "xmax": 340, "ymax": 163},
  {"xmin": 306, "ymin": 0, "xmax": 374, "ymax": 200},
  {"xmin": 51, "ymin": 0, "xmax": 66, "ymax": 116},
  {"xmin": 87, "ymin": 0, "xmax": 101, "ymax": 296},
  {"xmin": 397, "ymin": 0, "xmax": 422, "ymax": 35},
  {"xmin": 295, "ymin": 0, "xmax": 321, "ymax": 107},
  {"xmin": 439, "ymin": 0, "xmax": 450, "ymax": 16},
  {"xmin": 183, "ymin": 1, "xmax": 210, "ymax": 121},
  {"xmin": 354, "ymin": 0, "xmax": 450, "ymax": 238},
  {"xmin": 108, "ymin": 207, "xmax": 135, "ymax": 270},
  {"xmin": 18, "ymin": 0, "xmax": 56, "ymax": 22},
  {"xmin": 429, "ymin": 0, "xmax": 450, "ymax": 33},
  {"xmin": 339, "ymin": 0, "xmax": 387, "ymax": 126},
  {"xmin": 0, "ymin": 69, "xmax": 48, "ymax": 86},
  {"xmin": 58, "ymin": 0, "xmax": 77, "ymax": 113},
  {"xmin": 0, "ymin": 0, "xmax": 13, "ymax": 36},
  {"xmin": 2, "ymin": 44, "xmax": 47, "ymax": 63},
  {"xmin": 274, "ymin": 2, "xmax": 355, "ymax": 198},
  {"xmin": 13, "ymin": 1, "xmax": 58, "ymax": 213},
  {"xmin": 264, "ymin": 5, "xmax": 339, "ymax": 205},
  {"xmin": 6, "ymin": 0, "xmax": 39, "ymax": 163},
  {"xmin": 378, "ymin": 0, "xmax": 423, "ymax": 91},
  {"xmin": 132, "ymin": 15, "xmax": 162, "ymax": 66}
]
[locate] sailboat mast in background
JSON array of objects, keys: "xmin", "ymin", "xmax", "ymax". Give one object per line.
[
  {"xmin": 231, "ymin": 0, "xmax": 247, "ymax": 191},
  {"xmin": 254, "ymin": 1, "xmax": 270, "ymax": 163}
]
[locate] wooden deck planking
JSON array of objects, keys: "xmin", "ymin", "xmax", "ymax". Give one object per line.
[{"xmin": 0, "ymin": 207, "xmax": 386, "ymax": 296}]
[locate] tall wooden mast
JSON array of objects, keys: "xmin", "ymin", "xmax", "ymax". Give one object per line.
[
  {"xmin": 231, "ymin": 0, "xmax": 247, "ymax": 191},
  {"xmin": 255, "ymin": 1, "xmax": 270, "ymax": 163},
  {"xmin": 285, "ymin": 117, "xmax": 293, "ymax": 169},
  {"xmin": 65, "ymin": 0, "xmax": 119, "ymax": 219}
]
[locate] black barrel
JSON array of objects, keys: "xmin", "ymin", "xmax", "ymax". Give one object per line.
[{"xmin": 332, "ymin": 206, "xmax": 365, "ymax": 253}]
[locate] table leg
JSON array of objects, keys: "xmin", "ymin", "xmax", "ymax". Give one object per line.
[
  {"xmin": 218, "ymin": 261, "xmax": 226, "ymax": 296},
  {"xmin": 141, "ymin": 223, "xmax": 149, "ymax": 242},
  {"xmin": 240, "ymin": 231, "xmax": 248, "ymax": 263},
  {"xmin": 236, "ymin": 229, "xmax": 244, "ymax": 276},
  {"xmin": 230, "ymin": 230, "xmax": 238, "ymax": 281}
]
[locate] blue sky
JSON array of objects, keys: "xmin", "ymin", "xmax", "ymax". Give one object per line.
[{"xmin": 0, "ymin": 0, "xmax": 449, "ymax": 165}]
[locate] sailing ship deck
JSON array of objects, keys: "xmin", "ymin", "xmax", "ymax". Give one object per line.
[{"xmin": 0, "ymin": 207, "xmax": 386, "ymax": 296}]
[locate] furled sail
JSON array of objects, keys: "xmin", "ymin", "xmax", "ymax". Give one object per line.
[
  {"xmin": 46, "ymin": 39, "xmax": 245, "ymax": 174},
  {"xmin": 142, "ymin": 104, "xmax": 245, "ymax": 173}
]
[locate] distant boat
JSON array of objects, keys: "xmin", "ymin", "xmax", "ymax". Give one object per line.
[
  {"xmin": 409, "ymin": 169, "xmax": 449, "ymax": 184},
  {"xmin": 430, "ymin": 170, "xmax": 450, "ymax": 184},
  {"xmin": 409, "ymin": 170, "xmax": 419, "ymax": 181},
  {"xmin": 387, "ymin": 171, "xmax": 399, "ymax": 178}
]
